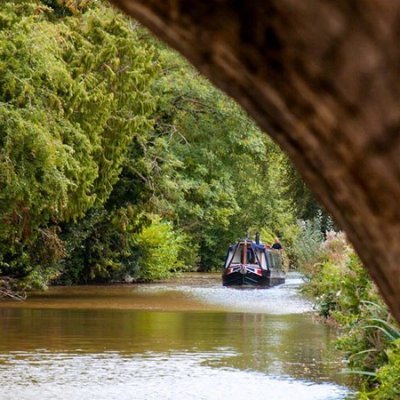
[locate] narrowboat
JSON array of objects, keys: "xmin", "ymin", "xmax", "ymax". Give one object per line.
[{"xmin": 222, "ymin": 238, "xmax": 285, "ymax": 287}]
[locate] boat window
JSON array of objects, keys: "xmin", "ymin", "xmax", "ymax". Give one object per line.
[
  {"xmin": 258, "ymin": 251, "xmax": 267, "ymax": 269},
  {"xmin": 247, "ymin": 247, "xmax": 256, "ymax": 264},
  {"xmin": 224, "ymin": 251, "xmax": 234, "ymax": 268},
  {"xmin": 266, "ymin": 250, "xmax": 283, "ymax": 270},
  {"xmin": 232, "ymin": 249, "xmax": 241, "ymax": 263}
]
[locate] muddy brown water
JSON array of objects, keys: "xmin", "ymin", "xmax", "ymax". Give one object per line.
[{"xmin": 0, "ymin": 273, "xmax": 353, "ymax": 399}]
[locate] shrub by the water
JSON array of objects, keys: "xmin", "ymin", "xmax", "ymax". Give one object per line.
[
  {"xmin": 297, "ymin": 230, "xmax": 400, "ymax": 399},
  {"xmin": 131, "ymin": 217, "xmax": 185, "ymax": 282}
]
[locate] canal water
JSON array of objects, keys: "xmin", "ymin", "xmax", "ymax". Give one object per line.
[{"xmin": 0, "ymin": 273, "xmax": 353, "ymax": 400}]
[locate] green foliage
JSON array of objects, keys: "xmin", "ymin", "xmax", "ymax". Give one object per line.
[
  {"xmin": 366, "ymin": 339, "xmax": 400, "ymax": 400},
  {"xmin": 59, "ymin": 205, "xmax": 144, "ymax": 284},
  {"xmin": 299, "ymin": 232, "xmax": 400, "ymax": 399},
  {"xmin": 2, "ymin": 5, "xmax": 398, "ymax": 398},
  {"xmin": 115, "ymin": 41, "xmax": 297, "ymax": 270},
  {"xmin": 0, "ymin": 0, "xmax": 156, "ymax": 287},
  {"xmin": 336, "ymin": 301, "xmax": 399, "ymax": 390},
  {"xmin": 304, "ymin": 251, "xmax": 372, "ymax": 318},
  {"xmin": 286, "ymin": 219, "xmax": 324, "ymax": 270},
  {"xmin": 0, "ymin": 1, "xmax": 298, "ymax": 285},
  {"xmin": 350, "ymin": 324, "xmax": 400, "ymax": 399},
  {"xmin": 42, "ymin": 0, "xmax": 91, "ymax": 16},
  {"xmin": 132, "ymin": 217, "xmax": 184, "ymax": 281},
  {"xmin": 282, "ymin": 158, "xmax": 335, "ymax": 231}
]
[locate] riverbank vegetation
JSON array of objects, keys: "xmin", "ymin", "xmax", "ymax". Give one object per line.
[
  {"xmin": 1, "ymin": 2, "xmax": 398, "ymax": 398},
  {"xmin": 295, "ymin": 227, "xmax": 400, "ymax": 399},
  {"xmin": 0, "ymin": 0, "xmax": 309, "ymax": 290}
]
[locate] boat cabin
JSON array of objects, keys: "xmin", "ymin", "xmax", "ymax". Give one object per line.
[{"xmin": 222, "ymin": 239, "xmax": 285, "ymax": 287}]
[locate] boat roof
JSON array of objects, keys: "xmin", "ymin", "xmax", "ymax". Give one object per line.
[{"xmin": 229, "ymin": 239, "xmax": 266, "ymax": 251}]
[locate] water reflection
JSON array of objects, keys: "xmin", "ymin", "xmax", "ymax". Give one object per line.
[{"xmin": 0, "ymin": 274, "xmax": 353, "ymax": 399}]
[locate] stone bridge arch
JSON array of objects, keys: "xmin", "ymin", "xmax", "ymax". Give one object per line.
[{"xmin": 110, "ymin": 0, "xmax": 400, "ymax": 322}]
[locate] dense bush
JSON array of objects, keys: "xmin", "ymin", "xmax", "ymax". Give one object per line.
[
  {"xmin": 58, "ymin": 206, "xmax": 144, "ymax": 284},
  {"xmin": 286, "ymin": 219, "xmax": 324, "ymax": 271},
  {"xmin": 131, "ymin": 217, "xmax": 185, "ymax": 281},
  {"xmin": 0, "ymin": 0, "xmax": 303, "ymax": 287},
  {"xmin": 0, "ymin": 1, "xmax": 156, "ymax": 288},
  {"xmin": 298, "ymin": 231, "xmax": 400, "ymax": 399},
  {"xmin": 363, "ymin": 339, "xmax": 400, "ymax": 400}
]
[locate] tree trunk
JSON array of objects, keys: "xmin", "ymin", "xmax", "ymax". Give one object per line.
[{"xmin": 109, "ymin": 0, "xmax": 400, "ymax": 322}]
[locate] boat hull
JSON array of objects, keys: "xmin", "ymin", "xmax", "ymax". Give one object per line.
[{"xmin": 222, "ymin": 269, "xmax": 285, "ymax": 287}]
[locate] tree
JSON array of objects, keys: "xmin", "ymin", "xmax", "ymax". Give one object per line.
[
  {"xmin": 283, "ymin": 158, "xmax": 335, "ymax": 234},
  {"xmin": 109, "ymin": 0, "xmax": 400, "ymax": 322},
  {"xmin": 0, "ymin": 1, "xmax": 156, "ymax": 287},
  {"xmin": 111, "ymin": 42, "xmax": 296, "ymax": 270}
]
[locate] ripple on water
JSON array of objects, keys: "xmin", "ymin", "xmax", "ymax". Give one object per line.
[
  {"xmin": 0, "ymin": 350, "xmax": 352, "ymax": 400},
  {"xmin": 0, "ymin": 273, "xmax": 352, "ymax": 399},
  {"xmin": 139, "ymin": 274, "xmax": 314, "ymax": 315}
]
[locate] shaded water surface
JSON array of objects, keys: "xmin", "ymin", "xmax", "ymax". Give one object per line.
[{"xmin": 0, "ymin": 273, "xmax": 353, "ymax": 399}]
